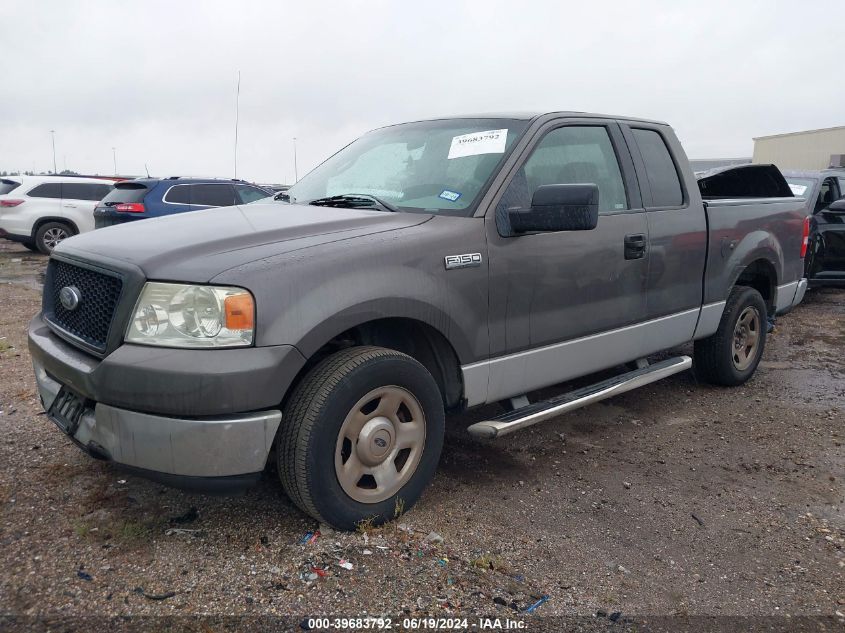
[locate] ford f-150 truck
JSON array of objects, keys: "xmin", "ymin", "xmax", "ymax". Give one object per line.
[{"xmin": 28, "ymin": 112, "xmax": 809, "ymax": 529}]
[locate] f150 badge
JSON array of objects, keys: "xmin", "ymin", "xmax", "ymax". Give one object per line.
[{"xmin": 444, "ymin": 253, "xmax": 482, "ymax": 270}]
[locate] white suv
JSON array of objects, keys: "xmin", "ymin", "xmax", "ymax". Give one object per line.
[{"xmin": 0, "ymin": 175, "xmax": 116, "ymax": 253}]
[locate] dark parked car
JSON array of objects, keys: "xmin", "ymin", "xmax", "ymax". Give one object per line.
[
  {"xmin": 93, "ymin": 177, "xmax": 272, "ymax": 228},
  {"xmin": 804, "ymin": 197, "xmax": 845, "ymax": 287},
  {"xmin": 782, "ymin": 170, "xmax": 845, "ymax": 287}
]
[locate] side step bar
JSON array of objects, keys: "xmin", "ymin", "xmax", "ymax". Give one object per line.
[{"xmin": 466, "ymin": 355, "xmax": 692, "ymax": 439}]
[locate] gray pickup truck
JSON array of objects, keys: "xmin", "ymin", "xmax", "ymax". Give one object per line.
[{"xmin": 28, "ymin": 112, "xmax": 809, "ymax": 529}]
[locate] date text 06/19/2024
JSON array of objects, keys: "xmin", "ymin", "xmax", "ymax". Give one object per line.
[{"xmin": 304, "ymin": 617, "xmax": 528, "ymax": 629}]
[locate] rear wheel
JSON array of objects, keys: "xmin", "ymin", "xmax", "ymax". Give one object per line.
[
  {"xmin": 277, "ymin": 346, "xmax": 445, "ymax": 530},
  {"xmin": 34, "ymin": 221, "xmax": 74, "ymax": 254},
  {"xmin": 694, "ymin": 286, "xmax": 767, "ymax": 386}
]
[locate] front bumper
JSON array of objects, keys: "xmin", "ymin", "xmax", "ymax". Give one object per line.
[
  {"xmin": 34, "ymin": 360, "xmax": 282, "ymax": 485},
  {"xmin": 28, "ymin": 310, "xmax": 307, "ymax": 488},
  {"xmin": 28, "ymin": 312, "xmax": 306, "ymax": 417}
]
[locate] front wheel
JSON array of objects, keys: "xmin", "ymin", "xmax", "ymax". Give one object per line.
[
  {"xmin": 694, "ymin": 286, "xmax": 767, "ymax": 386},
  {"xmin": 277, "ymin": 346, "xmax": 445, "ymax": 530}
]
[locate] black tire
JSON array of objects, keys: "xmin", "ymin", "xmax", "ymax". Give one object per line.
[
  {"xmin": 694, "ymin": 286, "xmax": 768, "ymax": 386},
  {"xmin": 34, "ymin": 221, "xmax": 74, "ymax": 254},
  {"xmin": 277, "ymin": 346, "xmax": 445, "ymax": 530}
]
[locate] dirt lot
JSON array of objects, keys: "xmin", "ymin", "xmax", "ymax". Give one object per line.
[{"xmin": 0, "ymin": 240, "xmax": 842, "ymax": 627}]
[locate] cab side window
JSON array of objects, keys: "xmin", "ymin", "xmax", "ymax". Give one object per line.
[
  {"xmin": 62, "ymin": 183, "xmax": 113, "ymax": 201},
  {"xmin": 190, "ymin": 184, "xmax": 237, "ymax": 207},
  {"xmin": 817, "ymin": 178, "xmax": 838, "ymax": 212},
  {"xmin": 498, "ymin": 126, "xmax": 628, "ymax": 217},
  {"xmin": 27, "ymin": 183, "xmax": 62, "ymax": 199},
  {"xmin": 631, "ymin": 128, "xmax": 683, "ymax": 208}
]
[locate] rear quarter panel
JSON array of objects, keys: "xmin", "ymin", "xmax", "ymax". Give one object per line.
[{"xmin": 703, "ymin": 198, "xmax": 806, "ymax": 304}]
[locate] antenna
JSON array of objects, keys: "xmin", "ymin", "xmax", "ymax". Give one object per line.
[
  {"xmin": 234, "ymin": 71, "xmax": 241, "ymax": 179},
  {"xmin": 293, "ymin": 137, "xmax": 298, "ymax": 182},
  {"xmin": 144, "ymin": 163, "xmax": 151, "ymax": 178}
]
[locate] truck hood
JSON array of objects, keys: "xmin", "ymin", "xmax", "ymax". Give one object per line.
[{"xmin": 57, "ymin": 201, "xmax": 432, "ymax": 282}]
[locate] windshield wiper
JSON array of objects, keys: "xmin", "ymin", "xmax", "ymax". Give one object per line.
[{"xmin": 307, "ymin": 194, "xmax": 399, "ymax": 213}]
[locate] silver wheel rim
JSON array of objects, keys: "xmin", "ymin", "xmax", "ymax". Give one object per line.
[
  {"xmin": 334, "ymin": 385, "xmax": 426, "ymax": 504},
  {"xmin": 43, "ymin": 227, "xmax": 68, "ymax": 250},
  {"xmin": 732, "ymin": 306, "xmax": 761, "ymax": 371}
]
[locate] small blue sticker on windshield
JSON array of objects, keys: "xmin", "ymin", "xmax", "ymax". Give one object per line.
[{"xmin": 439, "ymin": 190, "xmax": 461, "ymax": 202}]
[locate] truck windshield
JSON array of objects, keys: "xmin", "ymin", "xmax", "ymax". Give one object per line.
[
  {"xmin": 284, "ymin": 118, "xmax": 530, "ymax": 216},
  {"xmin": 784, "ymin": 177, "xmax": 816, "ymax": 198}
]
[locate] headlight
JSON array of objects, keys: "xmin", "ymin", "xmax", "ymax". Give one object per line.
[{"xmin": 126, "ymin": 282, "xmax": 254, "ymax": 348}]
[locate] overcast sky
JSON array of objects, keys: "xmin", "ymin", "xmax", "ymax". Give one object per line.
[{"xmin": 2, "ymin": 0, "xmax": 843, "ymax": 183}]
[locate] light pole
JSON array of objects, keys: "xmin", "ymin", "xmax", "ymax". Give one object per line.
[
  {"xmin": 50, "ymin": 130, "xmax": 57, "ymax": 174},
  {"xmin": 112, "ymin": 147, "xmax": 117, "ymax": 175},
  {"xmin": 293, "ymin": 137, "xmax": 298, "ymax": 182}
]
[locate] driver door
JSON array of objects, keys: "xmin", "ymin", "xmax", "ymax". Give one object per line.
[{"xmin": 483, "ymin": 120, "xmax": 649, "ymax": 402}]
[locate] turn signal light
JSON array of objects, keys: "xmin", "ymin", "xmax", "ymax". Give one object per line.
[
  {"xmin": 800, "ymin": 216, "xmax": 810, "ymax": 258},
  {"xmin": 224, "ymin": 293, "xmax": 255, "ymax": 330},
  {"xmin": 0, "ymin": 199, "xmax": 24, "ymax": 207},
  {"xmin": 114, "ymin": 202, "xmax": 145, "ymax": 213}
]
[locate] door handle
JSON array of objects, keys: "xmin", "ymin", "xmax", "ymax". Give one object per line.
[
  {"xmin": 63, "ymin": 204, "xmax": 77, "ymax": 208},
  {"xmin": 624, "ymin": 233, "xmax": 646, "ymax": 260}
]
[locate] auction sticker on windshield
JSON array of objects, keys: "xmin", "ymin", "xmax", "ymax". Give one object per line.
[
  {"xmin": 439, "ymin": 189, "xmax": 462, "ymax": 202},
  {"xmin": 448, "ymin": 129, "xmax": 507, "ymax": 159}
]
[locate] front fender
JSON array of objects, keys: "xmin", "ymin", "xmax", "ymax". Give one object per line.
[{"xmin": 212, "ymin": 215, "xmax": 490, "ymax": 365}]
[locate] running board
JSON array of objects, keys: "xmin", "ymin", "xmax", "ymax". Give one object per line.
[{"xmin": 466, "ymin": 355, "xmax": 692, "ymax": 439}]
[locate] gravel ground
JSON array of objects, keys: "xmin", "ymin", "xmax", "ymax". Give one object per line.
[{"xmin": 0, "ymin": 240, "xmax": 842, "ymax": 628}]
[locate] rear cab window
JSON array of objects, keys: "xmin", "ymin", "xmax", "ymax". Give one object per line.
[{"xmin": 632, "ymin": 128, "xmax": 684, "ymax": 208}]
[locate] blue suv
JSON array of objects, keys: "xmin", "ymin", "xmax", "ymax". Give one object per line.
[{"xmin": 93, "ymin": 178, "xmax": 272, "ymax": 228}]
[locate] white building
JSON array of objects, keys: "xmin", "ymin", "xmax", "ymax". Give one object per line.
[{"xmin": 753, "ymin": 126, "xmax": 845, "ymax": 170}]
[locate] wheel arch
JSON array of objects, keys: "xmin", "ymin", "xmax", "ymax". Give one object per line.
[
  {"xmin": 31, "ymin": 216, "xmax": 79, "ymax": 239},
  {"xmin": 285, "ymin": 314, "xmax": 466, "ymax": 412},
  {"xmin": 732, "ymin": 256, "xmax": 778, "ymax": 314}
]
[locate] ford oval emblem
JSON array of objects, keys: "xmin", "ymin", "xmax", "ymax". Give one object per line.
[
  {"xmin": 374, "ymin": 437, "xmax": 388, "ymax": 448},
  {"xmin": 59, "ymin": 286, "xmax": 82, "ymax": 311}
]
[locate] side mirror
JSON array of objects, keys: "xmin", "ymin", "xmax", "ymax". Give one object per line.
[
  {"xmin": 508, "ymin": 184, "xmax": 599, "ymax": 233},
  {"xmin": 825, "ymin": 199, "xmax": 845, "ymax": 213}
]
